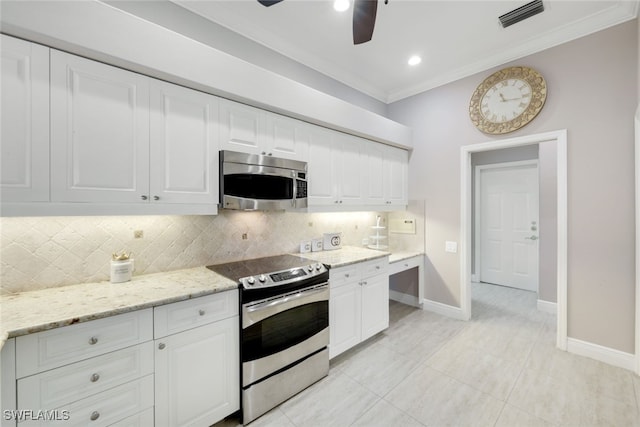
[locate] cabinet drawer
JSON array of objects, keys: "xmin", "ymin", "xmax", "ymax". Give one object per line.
[
  {"xmin": 360, "ymin": 257, "xmax": 389, "ymax": 279},
  {"xmin": 16, "ymin": 309, "xmax": 153, "ymax": 378},
  {"xmin": 20, "ymin": 375, "xmax": 154, "ymax": 427},
  {"xmin": 154, "ymin": 290, "xmax": 238, "ymax": 338},
  {"xmin": 110, "ymin": 408, "xmax": 154, "ymax": 427},
  {"xmin": 18, "ymin": 342, "xmax": 153, "ymax": 411},
  {"xmin": 329, "ymin": 265, "xmax": 359, "ymax": 289}
]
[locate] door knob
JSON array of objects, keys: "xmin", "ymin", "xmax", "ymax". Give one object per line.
[{"xmin": 525, "ymin": 235, "xmax": 538, "ymax": 241}]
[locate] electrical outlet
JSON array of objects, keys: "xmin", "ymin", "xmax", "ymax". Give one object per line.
[
  {"xmin": 133, "ymin": 230, "xmax": 144, "ymax": 239},
  {"xmin": 242, "ymin": 233, "xmax": 248, "ymax": 240}
]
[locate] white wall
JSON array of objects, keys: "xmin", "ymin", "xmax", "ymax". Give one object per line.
[{"xmin": 388, "ymin": 20, "xmax": 638, "ymax": 354}]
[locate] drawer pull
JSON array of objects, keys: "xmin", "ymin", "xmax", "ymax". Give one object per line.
[
  {"xmin": 345, "ymin": 274, "xmax": 350, "ymax": 278},
  {"xmin": 198, "ymin": 309, "xmax": 205, "ymax": 316},
  {"xmin": 90, "ymin": 411, "xmax": 100, "ymax": 421},
  {"xmin": 90, "ymin": 373, "xmax": 100, "ymax": 383},
  {"xmin": 88, "ymin": 336, "xmax": 98, "ymax": 345},
  {"xmin": 375, "ymin": 265, "xmax": 381, "ymax": 269},
  {"xmin": 158, "ymin": 343, "xmax": 166, "ymax": 350}
]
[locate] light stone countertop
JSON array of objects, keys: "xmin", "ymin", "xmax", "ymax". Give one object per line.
[
  {"xmin": 389, "ymin": 251, "xmax": 425, "ymax": 264},
  {"xmin": 0, "ymin": 267, "xmax": 237, "ymax": 350},
  {"xmin": 0, "ymin": 247, "xmax": 417, "ymax": 352},
  {"xmin": 298, "ymin": 245, "xmax": 391, "ymax": 268}
]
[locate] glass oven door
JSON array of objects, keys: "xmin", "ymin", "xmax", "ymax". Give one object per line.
[{"xmin": 242, "ymin": 284, "xmax": 329, "ymax": 386}]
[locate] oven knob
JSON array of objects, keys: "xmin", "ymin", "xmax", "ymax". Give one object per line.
[
  {"xmin": 307, "ymin": 265, "xmax": 314, "ymax": 272},
  {"xmin": 315, "ymin": 263, "xmax": 322, "ymax": 271},
  {"xmin": 258, "ymin": 274, "xmax": 267, "ymax": 283},
  {"xmin": 247, "ymin": 276, "xmax": 255, "ymax": 285}
]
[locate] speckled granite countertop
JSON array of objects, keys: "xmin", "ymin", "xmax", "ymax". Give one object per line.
[
  {"xmin": 298, "ymin": 245, "xmax": 391, "ymax": 268},
  {"xmin": 389, "ymin": 251, "xmax": 424, "ymax": 263},
  {"xmin": 0, "ymin": 267, "xmax": 237, "ymax": 350},
  {"xmin": 0, "ymin": 247, "xmax": 414, "ymax": 351}
]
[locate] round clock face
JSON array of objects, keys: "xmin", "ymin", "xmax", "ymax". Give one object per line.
[{"xmin": 469, "ymin": 66, "xmax": 547, "ymax": 135}]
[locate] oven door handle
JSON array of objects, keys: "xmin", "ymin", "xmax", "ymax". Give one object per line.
[{"xmin": 243, "ymin": 285, "xmax": 328, "ymax": 328}]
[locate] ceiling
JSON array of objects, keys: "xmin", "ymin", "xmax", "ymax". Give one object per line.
[{"xmin": 171, "ymin": 0, "xmax": 638, "ymax": 104}]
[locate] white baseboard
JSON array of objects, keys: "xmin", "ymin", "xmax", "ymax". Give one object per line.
[
  {"xmin": 471, "ymin": 274, "xmax": 479, "ymax": 283},
  {"xmin": 389, "ymin": 290, "xmax": 420, "ymax": 307},
  {"xmin": 422, "ymin": 298, "xmax": 467, "ymax": 320},
  {"xmin": 537, "ymin": 299, "xmax": 557, "ymax": 314},
  {"xmin": 566, "ymin": 337, "xmax": 636, "ymax": 372}
]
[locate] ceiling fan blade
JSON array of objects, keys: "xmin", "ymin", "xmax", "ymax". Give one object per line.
[
  {"xmin": 257, "ymin": 0, "xmax": 284, "ymax": 6},
  {"xmin": 353, "ymin": 0, "xmax": 378, "ymax": 45}
]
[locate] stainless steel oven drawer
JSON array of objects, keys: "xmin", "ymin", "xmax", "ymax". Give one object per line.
[{"xmin": 243, "ymin": 348, "xmax": 328, "ymax": 424}]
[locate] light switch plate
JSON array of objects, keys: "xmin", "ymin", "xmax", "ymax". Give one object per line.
[{"xmin": 445, "ymin": 241, "xmax": 458, "ymax": 253}]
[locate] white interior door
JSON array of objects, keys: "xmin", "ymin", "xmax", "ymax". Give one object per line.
[{"xmin": 479, "ymin": 163, "xmax": 539, "ymax": 291}]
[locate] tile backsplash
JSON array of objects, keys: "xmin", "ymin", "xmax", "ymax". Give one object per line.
[{"xmin": 0, "ymin": 210, "xmax": 404, "ymax": 294}]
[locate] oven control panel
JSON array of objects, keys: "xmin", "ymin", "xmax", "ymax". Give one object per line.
[{"xmin": 240, "ymin": 263, "xmax": 327, "ymax": 289}]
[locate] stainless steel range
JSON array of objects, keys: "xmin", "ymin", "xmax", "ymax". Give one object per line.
[{"xmin": 207, "ymin": 254, "xmax": 329, "ymax": 424}]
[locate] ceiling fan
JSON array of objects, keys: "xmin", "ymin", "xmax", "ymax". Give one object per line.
[{"xmin": 257, "ymin": 0, "xmax": 384, "ymax": 45}]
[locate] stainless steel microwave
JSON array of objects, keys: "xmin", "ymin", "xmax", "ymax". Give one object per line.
[{"xmin": 220, "ymin": 150, "xmax": 308, "ymax": 210}]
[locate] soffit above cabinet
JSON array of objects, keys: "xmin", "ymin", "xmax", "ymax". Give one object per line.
[{"xmin": 0, "ymin": 0, "xmax": 412, "ymax": 149}]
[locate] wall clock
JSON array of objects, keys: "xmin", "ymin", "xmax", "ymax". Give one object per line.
[{"xmin": 469, "ymin": 66, "xmax": 547, "ymax": 135}]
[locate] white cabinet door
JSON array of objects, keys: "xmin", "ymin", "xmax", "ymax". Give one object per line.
[
  {"xmin": 219, "ymin": 99, "xmax": 265, "ymax": 155},
  {"xmin": 0, "ymin": 35, "xmax": 49, "ymax": 203},
  {"xmin": 150, "ymin": 81, "xmax": 218, "ymax": 205},
  {"xmin": 50, "ymin": 50, "xmax": 150, "ymax": 203},
  {"xmin": 363, "ymin": 142, "xmax": 386, "ymax": 206},
  {"xmin": 155, "ymin": 317, "xmax": 239, "ymax": 427},
  {"xmin": 307, "ymin": 126, "xmax": 337, "ymax": 206},
  {"xmin": 383, "ymin": 145, "xmax": 408, "ymax": 207},
  {"xmin": 329, "ymin": 282, "xmax": 361, "ymax": 359},
  {"xmin": 265, "ymin": 113, "xmax": 309, "ymax": 161},
  {"xmin": 360, "ymin": 274, "xmax": 390, "ymax": 341},
  {"xmin": 335, "ymin": 135, "xmax": 364, "ymax": 206}
]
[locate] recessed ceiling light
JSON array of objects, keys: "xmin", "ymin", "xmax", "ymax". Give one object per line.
[
  {"xmin": 408, "ymin": 55, "xmax": 422, "ymax": 66},
  {"xmin": 334, "ymin": 0, "xmax": 350, "ymax": 12}
]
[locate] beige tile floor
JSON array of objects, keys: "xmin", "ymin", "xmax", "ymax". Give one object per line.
[{"xmin": 218, "ymin": 282, "xmax": 640, "ymax": 426}]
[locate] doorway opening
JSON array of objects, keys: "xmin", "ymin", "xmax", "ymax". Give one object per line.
[{"xmin": 460, "ymin": 130, "xmax": 568, "ymax": 350}]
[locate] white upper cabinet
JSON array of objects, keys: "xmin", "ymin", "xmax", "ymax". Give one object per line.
[
  {"xmin": 383, "ymin": 145, "xmax": 409, "ymax": 207},
  {"xmin": 50, "ymin": 50, "xmax": 150, "ymax": 203},
  {"xmin": 218, "ymin": 99, "xmax": 265, "ymax": 155},
  {"xmin": 308, "ymin": 130, "xmax": 366, "ymax": 207},
  {"xmin": 334, "ymin": 134, "xmax": 365, "ymax": 206},
  {"xmin": 0, "ymin": 35, "xmax": 50, "ymax": 203},
  {"xmin": 149, "ymin": 81, "xmax": 218, "ymax": 205},
  {"xmin": 265, "ymin": 114, "xmax": 309, "ymax": 161},
  {"xmin": 219, "ymin": 99, "xmax": 308, "ymax": 161},
  {"xmin": 307, "ymin": 126, "xmax": 337, "ymax": 207}
]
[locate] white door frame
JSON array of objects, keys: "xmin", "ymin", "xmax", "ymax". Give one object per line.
[
  {"xmin": 474, "ymin": 160, "xmax": 539, "ymax": 288},
  {"xmin": 634, "ymin": 104, "xmax": 640, "ymax": 375},
  {"xmin": 460, "ymin": 129, "xmax": 568, "ymax": 350}
]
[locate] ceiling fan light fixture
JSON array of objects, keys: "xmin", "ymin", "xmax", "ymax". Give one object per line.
[
  {"xmin": 334, "ymin": 0, "xmax": 350, "ymax": 12},
  {"xmin": 408, "ymin": 55, "xmax": 422, "ymax": 66}
]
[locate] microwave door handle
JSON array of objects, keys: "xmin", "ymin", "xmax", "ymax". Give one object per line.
[{"xmin": 292, "ymin": 170, "xmax": 296, "ymax": 208}]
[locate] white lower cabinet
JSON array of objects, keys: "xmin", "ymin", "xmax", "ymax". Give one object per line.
[
  {"xmin": 329, "ymin": 257, "xmax": 389, "ymax": 359},
  {"xmin": 154, "ymin": 291, "xmax": 240, "ymax": 427},
  {"xmin": 2, "ymin": 291, "xmax": 240, "ymax": 427}
]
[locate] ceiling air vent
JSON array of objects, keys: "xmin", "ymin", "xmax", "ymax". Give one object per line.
[{"xmin": 499, "ymin": 0, "xmax": 544, "ymax": 28}]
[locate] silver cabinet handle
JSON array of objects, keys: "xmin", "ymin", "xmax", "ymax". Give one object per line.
[
  {"xmin": 525, "ymin": 236, "xmax": 539, "ymax": 241},
  {"xmin": 198, "ymin": 309, "xmax": 205, "ymax": 316},
  {"xmin": 153, "ymin": 195, "xmax": 160, "ymax": 201},
  {"xmin": 141, "ymin": 195, "xmax": 148, "ymax": 200},
  {"xmin": 158, "ymin": 343, "xmax": 166, "ymax": 350},
  {"xmin": 90, "ymin": 373, "xmax": 100, "ymax": 383},
  {"xmin": 88, "ymin": 336, "xmax": 98, "ymax": 345},
  {"xmin": 90, "ymin": 411, "xmax": 100, "ymax": 421}
]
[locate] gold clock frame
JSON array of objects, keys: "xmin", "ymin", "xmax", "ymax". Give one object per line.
[{"xmin": 469, "ymin": 66, "xmax": 547, "ymax": 135}]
